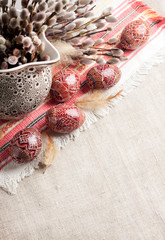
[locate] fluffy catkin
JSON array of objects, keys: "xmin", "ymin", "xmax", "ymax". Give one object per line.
[{"xmin": 51, "ymin": 40, "xmax": 80, "ymax": 65}]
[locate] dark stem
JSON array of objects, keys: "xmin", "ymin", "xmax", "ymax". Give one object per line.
[
  {"xmin": 92, "ymin": 47, "xmax": 118, "ymax": 51},
  {"xmin": 12, "ymin": 0, "xmax": 16, "ymax": 6},
  {"xmin": 67, "ymin": 12, "xmax": 110, "ymax": 35},
  {"xmin": 30, "ymin": 2, "xmax": 38, "ymax": 22},
  {"xmin": 52, "ymin": 5, "xmax": 96, "ymax": 30},
  {"xmin": 38, "ymin": 11, "xmax": 57, "ymax": 34},
  {"xmin": 65, "ymin": 29, "xmax": 107, "ymax": 41}
]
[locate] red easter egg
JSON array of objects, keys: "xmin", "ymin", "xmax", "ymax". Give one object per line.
[
  {"xmin": 50, "ymin": 69, "xmax": 81, "ymax": 103},
  {"xmin": 86, "ymin": 64, "xmax": 121, "ymax": 89},
  {"xmin": 9, "ymin": 128, "xmax": 42, "ymax": 164},
  {"xmin": 46, "ymin": 105, "xmax": 86, "ymax": 134},
  {"xmin": 120, "ymin": 20, "xmax": 150, "ymax": 50}
]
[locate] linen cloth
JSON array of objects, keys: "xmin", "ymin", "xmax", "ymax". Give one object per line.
[
  {"xmin": 1, "ymin": 60, "xmax": 165, "ymax": 240},
  {"xmin": 0, "ymin": 0, "xmax": 165, "ymax": 194},
  {"xmin": 0, "ymin": 1, "xmax": 165, "ymax": 239}
]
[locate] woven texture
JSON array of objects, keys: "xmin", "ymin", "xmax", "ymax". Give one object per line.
[
  {"xmin": 0, "ymin": 0, "xmax": 165, "ymax": 194},
  {"xmin": 0, "ymin": 1, "xmax": 165, "ymax": 239}
]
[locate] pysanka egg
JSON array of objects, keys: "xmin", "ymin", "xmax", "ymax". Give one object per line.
[
  {"xmin": 50, "ymin": 69, "xmax": 81, "ymax": 103},
  {"xmin": 120, "ymin": 20, "xmax": 150, "ymax": 50},
  {"xmin": 9, "ymin": 128, "xmax": 42, "ymax": 163},
  {"xmin": 86, "ymin": 64, "xmax": 121, "ymax": 89},
  {"xmin": 46, "ymin": 105, "xmax": 86, "ymax": 134}
]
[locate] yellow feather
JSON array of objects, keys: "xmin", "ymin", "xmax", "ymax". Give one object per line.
[
  {"xmin": 39, "ymin": 132, "xmax": 58, "ymax": 174},
  {"xmin": 75, "ymin": 89, "xmax": 123, "ymax": 111}
]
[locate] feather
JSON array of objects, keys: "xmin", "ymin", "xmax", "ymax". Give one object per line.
[
  {"xmin": 75, "ymin": 89, "xmax": 123, "ymax": 111},
  {"xmin": 50, "ymin": 40, "xmax": 80, "ymax": 65},
  {"xmin": 0, "ymin": 130, "xmax": 4, "ymax": 140},
  {"xmin": 39, "ymin": 132, "xmax": 58, "ymax": 174}
]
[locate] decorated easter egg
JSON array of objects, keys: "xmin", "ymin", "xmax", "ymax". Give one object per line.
[
  {"xmin": 86, "ymin": 64, "xmax": 121, "ymax": 89},
  {"xmin": 46, "ymin": 105, "xmax": 86, "ymax": 134},
  {"xmin": 50, "ymin": 69, "xmax": 81, "ymax": 103},
  {"xmin": 120, "ymin": 20, "xmax": 150, "ymax": 50},
  {"xmin": 9, "ymin": 128, "xmax": 42, "ymax": 163}
]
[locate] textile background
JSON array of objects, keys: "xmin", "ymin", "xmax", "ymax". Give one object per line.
[{"xmin": 0, "ymin": 0, "xmax": 165, "ymax": 239}]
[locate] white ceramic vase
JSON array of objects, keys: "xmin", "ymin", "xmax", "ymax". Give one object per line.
[{"xmin": 0, "ymin": 31, "xmax": 60, "ymax": 120}]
